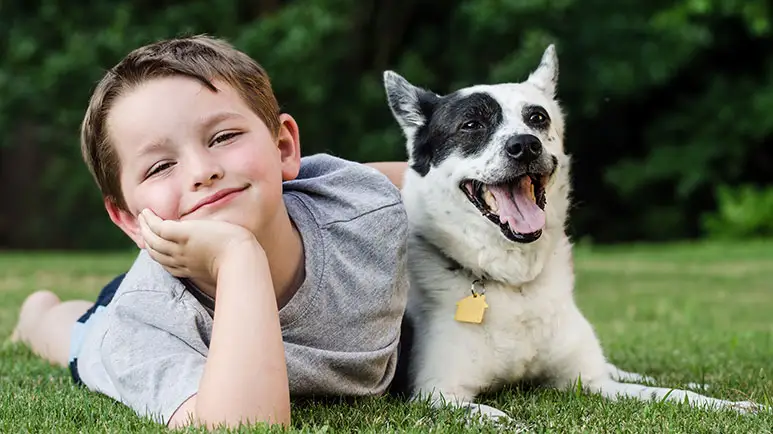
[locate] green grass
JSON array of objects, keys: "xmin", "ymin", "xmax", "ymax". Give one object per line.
[{"xmin": 1, "ymin": 240, "xmax": 772, "ymax": 433}]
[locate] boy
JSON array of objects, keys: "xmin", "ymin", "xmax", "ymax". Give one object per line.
[{"xmin": 11, "ymin": 35, "xmax": 410, "ymax": 429}]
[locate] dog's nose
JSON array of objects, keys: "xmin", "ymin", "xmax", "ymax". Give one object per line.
[{"xmin": 505, "ymin": 134, "xmax": 542, "ymax": 162}]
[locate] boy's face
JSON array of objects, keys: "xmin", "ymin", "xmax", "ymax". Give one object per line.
[{"xmin": 104, "ymin": 76, "xmax": 301, "ymax": 249}]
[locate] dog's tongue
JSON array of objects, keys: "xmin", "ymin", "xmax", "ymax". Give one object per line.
[{"xmin": 488, "ymin": 176, "xmax": 545, "ymax": 234}]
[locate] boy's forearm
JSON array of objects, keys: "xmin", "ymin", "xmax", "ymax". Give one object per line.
[{"xmin": 193, "ymin": 241, "xmax": 290, "ymax": 428}]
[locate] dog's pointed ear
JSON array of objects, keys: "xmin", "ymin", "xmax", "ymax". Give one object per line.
[
  {"xmin": 383, "ymin": 70, "xmax": 436, "ymax": 140},
  {"xmin": 527, "ymin": 44, "xmax": 558, "ymax": 98}
]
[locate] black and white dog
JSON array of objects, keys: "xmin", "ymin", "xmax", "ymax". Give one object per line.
[{"xmin": 383, "ymin": 45, "xmax": 762, "ymax": 421}]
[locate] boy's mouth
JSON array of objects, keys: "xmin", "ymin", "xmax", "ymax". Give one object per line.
[{"xmin": 184, "ymin": 186, "xmax": 248, "ymax": 216}]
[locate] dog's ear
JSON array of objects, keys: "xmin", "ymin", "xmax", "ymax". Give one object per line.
[
  {"xmin": 526, "ymin": 44, "xmax": 558, "ymax": 98},
  {"xmin": 383, "ymin": 70, "xmax": 437, "ymax": 140}
]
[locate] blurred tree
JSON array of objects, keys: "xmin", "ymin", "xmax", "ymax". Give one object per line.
[{"xmin": 0, "ymin": 0, "xmax": 770, "ymax": 249}]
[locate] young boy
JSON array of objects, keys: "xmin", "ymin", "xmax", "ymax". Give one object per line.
[{"xmin": 11, "ymin": 35, "xmax": 410, "ymax": 429}]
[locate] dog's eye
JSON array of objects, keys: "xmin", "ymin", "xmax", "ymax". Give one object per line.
[
  {"xmin": 461, "ymin": 120, "xmax": 484, "ymax": 131},
  {"xmin": 529, "ymin": 110, "xmax": 549, "ymax": 127},
  {"xmin": 529, "ymin": 112, "xmax": 549, "ymax": 125}
]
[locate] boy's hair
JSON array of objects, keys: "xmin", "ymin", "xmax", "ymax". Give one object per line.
[{"xmin": 80, "ymin": 35, "xmax": 281, "ymax": 211}]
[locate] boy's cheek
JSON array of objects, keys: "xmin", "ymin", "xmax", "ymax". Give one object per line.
[{"xmin": 136, "ymin": 188, "xmax": 183, "ymax": 221}]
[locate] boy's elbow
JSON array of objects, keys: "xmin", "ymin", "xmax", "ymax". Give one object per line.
[
  {"xmin": 167, "ymin": 394, "xmax": 291, "ymax": 430},
  {"xmin": 196, "ymin": 400, "xmax": 291, "ymax": 430}
]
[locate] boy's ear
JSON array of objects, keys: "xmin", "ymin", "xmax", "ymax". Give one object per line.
[
  {"xmin": 105, "ymin": 197, "xmax": 145, "ymax": 249},
  {"xmin": 276, "ymin": 113, "xmax": 302, "ymax": 182}
]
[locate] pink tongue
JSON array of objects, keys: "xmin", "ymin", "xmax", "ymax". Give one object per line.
[{"xmin": 488, "ymin": 177, "xmax": 545, "ymax": 234}]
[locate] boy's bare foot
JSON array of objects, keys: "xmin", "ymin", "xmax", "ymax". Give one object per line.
[
  {"xmin": 11, "ymin": 290, "xmax": 62, "ymax": 344},
  {"xmin": 10, "ymin": 290, "xmax": 91, "ymax": 366}
]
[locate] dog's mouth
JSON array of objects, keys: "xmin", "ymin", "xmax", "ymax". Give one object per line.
[{"xmin": 460, "ymin": 173, "xmax": 549, "ymax": 243}]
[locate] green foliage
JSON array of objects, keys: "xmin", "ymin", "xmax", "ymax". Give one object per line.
[
  {"xmin": 0, "ymin": 0, "xmax": 771, "ymax": 248},
  {"xmin": 702, "ymin": 185, "xmax": 773, "ymax": 239}
]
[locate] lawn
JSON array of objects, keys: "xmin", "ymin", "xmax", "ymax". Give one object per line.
[{"xmin": 1, "ymin": 240, "xmax": 772, "ymax": 433}]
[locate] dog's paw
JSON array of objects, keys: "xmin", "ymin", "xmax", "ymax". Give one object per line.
[
  {"xmin": 461, "ymin": 402, "xmax": 510, "ymax": 420},
  {"xmin": 460, "ymin": 403, "xmax": 532, "ymax": 432},
  {"xmin": 728, "ymin": 400, "xmax": 771, "ymax": 415},
  {"xmin": 685, "ymin": 382, "xmax": 711, "ymax": 391}
]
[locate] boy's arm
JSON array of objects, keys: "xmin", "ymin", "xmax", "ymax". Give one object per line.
[
  {"xmin": 167, "ymin": 240, "xmax": 289, "ymax": 429},
  {"xmin": 138, "ymin": 211, "xmax": 290, "ymax": 429},
  {"xmin": 365, "ymin": 162, "xmax": 407, "ymax": 189}
]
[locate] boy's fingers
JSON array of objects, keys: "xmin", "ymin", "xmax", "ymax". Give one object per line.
[
  {"xmin": 145, "ymin": 244, "xmax": 178, "ymax": 269},
  {"xmin": 140, "ymin": 215, "xmax": 178, "ymax": 256},
  {"xmin": 140, "ymin": 209, "xmax": 166, "ymax": 235},
  {"xmin": 141, "ymin": 209, "xmax": 188, "ymax": 243},
  {"xmin": 146, "ymin": 246, "xmax": 188, "ymax": 278},
  {"xmin": 164, "ymin": 266, "xmax": 190, "ymax": 279},
  {"xmin": 161, "ymin": 264, "xmax": 186, "ymax": 278}
]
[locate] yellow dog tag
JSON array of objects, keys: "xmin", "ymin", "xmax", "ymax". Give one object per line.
[{"xmin": 454, "ymin": 293, "xmax": 488, "ymax": 324}]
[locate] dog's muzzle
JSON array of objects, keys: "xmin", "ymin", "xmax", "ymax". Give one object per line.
[{"xmin": 460, "ymin": 134, "xmax": 557, "ymax": 243}]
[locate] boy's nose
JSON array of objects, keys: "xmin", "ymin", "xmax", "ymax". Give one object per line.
[
  {"xmin": 188, "ymin": 156, "xmax": 224, "ymax": 189},
  {"xmin": 194, "ymin": 172, "xmax": 221, "ymax": 188}
]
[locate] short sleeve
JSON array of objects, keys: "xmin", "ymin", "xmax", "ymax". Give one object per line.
[
  {"xmin": 280, "ymin": 193, "xmax": 410, "ymax": 397},
  {"xmin": 322, "ymin": 200, "xmax": 410, "ymax": 391},
  {"xmin": 90, "ymin": 289, "xmax": 210, "ymax": 424}
]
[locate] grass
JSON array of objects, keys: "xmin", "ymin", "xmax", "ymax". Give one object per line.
[{"xmin": 1, "ymin": 239, "xmax": 772, "ymax": 433}]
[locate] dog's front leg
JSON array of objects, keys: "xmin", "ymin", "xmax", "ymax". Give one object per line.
[
  {"xmin": 605, "ymin": 362, "xmax": 656, "ymax": 384},
  {"xmin": 604, "ymin": 363, "xmax": 707, "ymax": 391},
  {"xmin": 545, "ymin": 308, "xmax": 614, "ymax": 390},
  {"xmin": 587, "ymin": 380, "xmax": 766, "ymax": 414},
  {"xmin": 549, "ymin": 311, "xmax": 766, "ymax": 414},
  {"xmin": 409, "ymin": 321, "xmax": 511, "ymax": 422}
]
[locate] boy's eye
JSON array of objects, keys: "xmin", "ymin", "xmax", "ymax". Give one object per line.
[
  {"xmin": 211, "ymin": 131, "xmax": 241, "ymax": 146},
  {"xmin": 146, "ymin": 162, "xmax": 174, "ymax": 178}
]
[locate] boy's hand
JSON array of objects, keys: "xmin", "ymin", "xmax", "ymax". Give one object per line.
[{"xmin": 138, "ymin": 209, "xmax": 259, "ymax": 286}]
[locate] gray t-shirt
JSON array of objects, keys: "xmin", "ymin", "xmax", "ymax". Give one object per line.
[{"xmin": 74, "ymin": 154, "xmax": 409, "ymax": 424}]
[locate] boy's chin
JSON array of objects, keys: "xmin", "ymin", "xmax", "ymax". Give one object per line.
[
  {"xmin": 200, "ymin": 209, "xmax": 262, "ymax": 233},
  {"xmin": 182, "ymin": 196, "xmax": 286, "ymax": 239}
]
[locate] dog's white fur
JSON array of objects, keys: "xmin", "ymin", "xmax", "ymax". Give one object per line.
[{"xmin": 384, "ymin": 45, "xmax": 763, "ymax": 422}]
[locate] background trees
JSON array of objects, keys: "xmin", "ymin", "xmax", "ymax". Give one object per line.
[{"xmin": 1, "ymin": 0, "xmax": 771, "ymax": 249}]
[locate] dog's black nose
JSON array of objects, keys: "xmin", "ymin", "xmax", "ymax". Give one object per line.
[{"xmin": 505, "ymin": 134, "xmax": 542, "ymax": 162}]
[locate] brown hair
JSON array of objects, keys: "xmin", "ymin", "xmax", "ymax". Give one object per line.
[{"xmin": 80, "ymin": 35, "xmax": 281, "ymax": 211}]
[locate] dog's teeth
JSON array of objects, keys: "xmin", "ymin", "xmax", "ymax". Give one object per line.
[
  {"xmin": 530, "ymin": 183, "xmax": 536, "ymax": 202},
  {"xmin": 483, "ymin": 189, "xmax": 498, "ymax": 212}
]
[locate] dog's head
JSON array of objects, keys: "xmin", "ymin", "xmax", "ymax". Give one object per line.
[{"xmin": 384, "ymin": 45, "xmax": 570, "ymax": 278}]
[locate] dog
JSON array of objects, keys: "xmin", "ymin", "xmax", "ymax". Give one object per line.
[{"xmin": 382, "ymin": 44, "xmax": 763, "ymax": 422}]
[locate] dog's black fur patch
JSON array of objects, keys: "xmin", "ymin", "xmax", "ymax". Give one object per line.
[
  {"xmin": 386, "ymin": 82, "xmax": 505, "ymax": 176},
  {"xmin": 409, "ymin": 92, "xmax": 503, "ymax": 176}
]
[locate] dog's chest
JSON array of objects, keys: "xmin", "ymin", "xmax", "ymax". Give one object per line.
[
  {"xmin": 461, "ymin": 283, "xmax": 566, "ymax": 379},
  {"xmin": 487, "ymin": 286, "xmax": 559, "ymax": 336}
]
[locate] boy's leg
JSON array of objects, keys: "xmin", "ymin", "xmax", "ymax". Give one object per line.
[
  {"xmin": 11, "ymin": 291, "xmax": 92, "ymax": 367},
  {"xmin": 11, "ymin": 272, "xmax": 126, "ymax": 368}
]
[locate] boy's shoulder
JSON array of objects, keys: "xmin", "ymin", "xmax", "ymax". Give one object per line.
[{"xmin": 283, "ymin": 154, "xmax": 404, "ymax": 227}]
